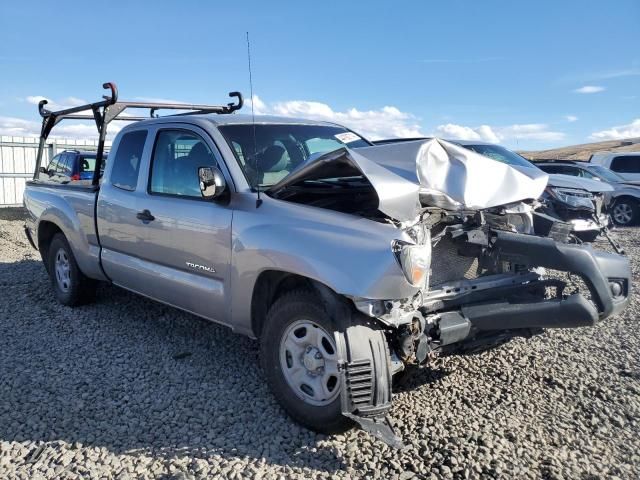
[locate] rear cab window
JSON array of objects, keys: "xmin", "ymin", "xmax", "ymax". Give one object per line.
[
  {"xmin": 610, "ymin": 155, "xmax": 640, "ymax": 173},
  {"xmin": 111, "ymin": 130, "xmax": 148, "ymax": 191}
]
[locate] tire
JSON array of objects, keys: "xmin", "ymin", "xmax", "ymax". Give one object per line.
[
  {"xmin": 260, "ymin": 289, "xmax": 351, "ymax": 434},
  {"xmin": 47, "ymin": 233, "xmax": 96, "ymax": 306},
  {"xmin": 612, "ymin": 199, "xmax": 638, "ymax": 226}
]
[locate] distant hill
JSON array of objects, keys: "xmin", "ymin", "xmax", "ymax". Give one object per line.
[{"xmin": 519, "ymin": 138, "xmax": 640, "ymax": 162}]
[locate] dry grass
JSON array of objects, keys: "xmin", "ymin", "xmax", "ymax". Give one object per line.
[{"xmin": 520, "ymin": 137, "xmax": 640, "ymax": 162}]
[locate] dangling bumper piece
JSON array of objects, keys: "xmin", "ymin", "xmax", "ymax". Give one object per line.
[{"xmin": 335, "ymin": 325, "xmax": 404, "ymax": 449}]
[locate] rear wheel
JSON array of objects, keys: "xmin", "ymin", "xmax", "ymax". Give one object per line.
[
  {"xmin": 47, "ymin": 233, "xmax": 96, "ymax": 306},
  {"xmin": 260, "ymin": 289, "xmax": 350, "ymax": 433},
  {"xmin": 612, "ymin": 199, "xmax": 638, "ymax": 226}
]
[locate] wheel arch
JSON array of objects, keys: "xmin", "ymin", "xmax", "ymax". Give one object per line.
[
  {"xmin": 250, "ymin": 270, "xmax": 351, "ymax": 338},
  {"xmin": 36, "ymin": 220, "xmax": 65, "ymax": 271},
  {"xmin": 612, "ymin": 194, "xmax": 639, "ymax": 206}
]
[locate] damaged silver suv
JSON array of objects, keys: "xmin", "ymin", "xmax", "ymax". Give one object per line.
[{"xmin": 23, "ymin": 87, "xmax": 631, "ymax": 447}]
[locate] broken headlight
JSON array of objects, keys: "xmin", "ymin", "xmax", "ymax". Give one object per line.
[
  {"xmin": 506, "ymin": 212, "xmax": 533, "ymax": 234},
  {"xmin": 546, "ymin": 187, "xmax": 595, "ymax": 211},
  {"xmin": 393, "ymin": 240, "xmax": 431, "ymax": 288}
]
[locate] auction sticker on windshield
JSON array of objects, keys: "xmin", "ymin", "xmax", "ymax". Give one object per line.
[{"xmin": 335, "ymin": 132, "xmax": 361, "ymax": 144}]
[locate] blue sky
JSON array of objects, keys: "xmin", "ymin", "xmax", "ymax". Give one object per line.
[{"xmin": 1, "ymin": 0, "xmax": 639, "ymax": 149}]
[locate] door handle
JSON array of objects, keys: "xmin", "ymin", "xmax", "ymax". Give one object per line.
[{"xmin": 136, "ymin": 209, "xmax": 155, "ymax": 222}]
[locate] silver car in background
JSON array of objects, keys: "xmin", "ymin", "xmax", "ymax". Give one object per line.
[{"xmin": 536, "ymin": 160, "xmax": 640, "ymax": 226}]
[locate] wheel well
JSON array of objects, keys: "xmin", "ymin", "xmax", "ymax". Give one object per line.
[
  {"xmin": 613, "ymin": 195, "xmax": 639, "ymax": 206},
  {"xmin": 37, "ymin": 221, "xmax": 63, "ymax": 268},
  {"xmin": 251, "ymin": 271, "xmax": 344, "ymax": 338}
]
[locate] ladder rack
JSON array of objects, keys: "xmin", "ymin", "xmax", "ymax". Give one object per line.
[{"xmin": 34, "ymin": 82, "xmax": 243, "ymax": 185}]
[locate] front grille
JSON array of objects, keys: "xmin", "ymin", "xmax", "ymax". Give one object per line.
[{"xmin": 430, "ymin": 236, "xmax": 479, "ymax": 286}]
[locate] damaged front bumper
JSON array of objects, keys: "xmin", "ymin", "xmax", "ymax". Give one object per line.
[
  {"xmin": 336, "ymin": 229, "xmax": 630, "ymax": 448},
  {"xmin": 487, "ymin": 230, "xmax": 630, "ymax": 321},
  {"xmin": 435, "ymin": 230, "xmax": 630, "ymax": 344}
]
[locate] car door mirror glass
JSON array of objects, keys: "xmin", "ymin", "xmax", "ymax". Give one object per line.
[{"xmin": 198, "ymin": 166, "xmax": 226, "ymax": 200}]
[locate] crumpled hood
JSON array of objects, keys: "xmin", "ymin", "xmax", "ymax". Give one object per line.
[
  {"xmin": 268, "ymin": 138, "xmax": 549, "ymax": 221},
  {"xmin": 548, "ymin": 174, "xmax": 614, "ymax": 193},
  {"xmin": 267, "ymin": 146, "xmax": 421, "ymax": 221}
]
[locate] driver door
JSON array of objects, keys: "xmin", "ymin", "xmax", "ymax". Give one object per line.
[{"xmin": 133, "ymin": 126, "xmax": 233, "ymax": 325}]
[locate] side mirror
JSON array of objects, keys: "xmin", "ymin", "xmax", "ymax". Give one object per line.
[
  {"xmin": 39, "ymin": 166, "xmax": 49, "ymax": 175},
  {"xmin": 198, "ymin": 166, "xmax": 226, "ymax": 200}
]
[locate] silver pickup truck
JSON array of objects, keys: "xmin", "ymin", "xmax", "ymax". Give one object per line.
[{"xmin": 23, "ymin": 84, "xmax": 631, "ymax": 446}]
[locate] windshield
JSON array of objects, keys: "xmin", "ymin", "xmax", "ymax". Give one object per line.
[
  {"xmin": 586, "ymin": 164, "xmax": 624, "ymax": 182},
  {"xmin": 461, "ymin": 143, "xmax": 536, "ymax": 169},
  {"xmin": 218, "ymin": 124, "xmax": 370, "ymax": 187}
]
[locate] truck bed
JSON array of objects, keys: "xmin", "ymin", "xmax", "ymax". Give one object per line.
[{"xmin": 23, "ymin": 182, "xmax": 107, "ymax": 281}]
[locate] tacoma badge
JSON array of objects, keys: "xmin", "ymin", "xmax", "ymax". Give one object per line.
[{"xmin": 186, "ymin": 261, "xmax": 216, "ymax": 273}]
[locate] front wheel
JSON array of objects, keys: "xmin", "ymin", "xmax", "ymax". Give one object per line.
[
  {"xmin": 612, "ymin": 199, "xmax": 638, "ymax": 226},
  {"xmin": 260, "ymin": 289, "xmax": 350, "ymax": 434}
]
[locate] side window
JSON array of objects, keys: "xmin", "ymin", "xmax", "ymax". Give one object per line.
[
  {"xmin": 47, "ymin": 154, "xmax": 61, "ymax": 173},
  {"xmin": 149, "ymin": 130, "xmax": 217, "ymax": 198},
  {"xmin": 540, "ymin": 165, "xmax": 576, "ymax": 175},
  {"xmin": 559, "ymin": 166, "xmax": 579, "ymax": 176},
  {"xmin": 577, "ymin": 168, "xmax": 596, "ymax": 179},
  {"xmin": 59, "ymin": 154, "xmax": 73, "ymax": 176},
  {"xmin": 610, "ymin": 156, "xmax": 640, "ymax": 173},
  {"xmin": 111, "ymin": 130, "xmax": 147, "ymax": 191}
]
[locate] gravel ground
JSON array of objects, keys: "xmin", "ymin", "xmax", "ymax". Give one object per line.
[{"xmin": 0, "ymin": 208, "xmax": 639, "ymax": 479}]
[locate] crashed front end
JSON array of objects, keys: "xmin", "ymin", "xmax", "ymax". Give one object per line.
[
  {"xmin": 541, "ymin": 179, "xmax": 613, "ymax": 243},
  {"xmin": 268, "ymin": 138, "xmax": 631, "ymax": 446}
]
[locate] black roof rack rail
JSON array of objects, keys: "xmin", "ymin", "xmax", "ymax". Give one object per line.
[{"xmin": 33, "ymin": 82, "xmax": 243, "ymax": 186}]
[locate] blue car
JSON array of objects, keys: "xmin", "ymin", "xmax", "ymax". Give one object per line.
[{"xmin": 40, "ymin": 149, "xmax": 108, "ymax": 184}]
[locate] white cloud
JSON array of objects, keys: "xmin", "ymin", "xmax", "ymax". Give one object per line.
[
  {"xmin": 590, "ymin": 119, "xmax": 640, "ymax": 140},
  {"xmin": 565, "ymin": 115, "xmax": 578, "ymax": 122},
  {"xmin": 246, "ymin": 95, "xmax": 423, "ymax": 140},
  {"xmin": 244, "ymin": 95, "xmax": 268, "ymax": 114},
  {"xmin": 0, "ymin": 116, "xmax": 36, "ymax": 137},
  {"xmin": 25, "ymin": 95, "xmax": 88, "ymax": 111},
  {"xmin": 573, "ymin": 85, "xmax": 605, "ymax": 94},
  {"xmin": 0, "ymin": 115, "xmax": 123, "ymax": 139},
  {"xmin": 435, "ymin": 123, "xmax": 565, "ymax": 143},
  {"xmin": 435, "ymin": 123, "xmax": 500, "ymax": 143}
]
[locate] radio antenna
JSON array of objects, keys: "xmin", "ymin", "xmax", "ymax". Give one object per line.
[{"xmin": 246, "ymin": 31, "xmax": 262, "ymax": 208}]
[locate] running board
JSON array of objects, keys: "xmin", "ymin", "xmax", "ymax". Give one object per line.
[{"xmin": 335, "ymin": 325, "xmax": 404, "ymax": 449}]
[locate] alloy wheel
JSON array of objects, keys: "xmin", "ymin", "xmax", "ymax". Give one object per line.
[{"xmin": 613, "ymin": 202, "xmax": 633, "ymax": 225}]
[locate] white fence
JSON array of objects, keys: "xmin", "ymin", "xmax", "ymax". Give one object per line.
[{"xmin": 0, "ymin": 136, "xmax": 112, "ymax": 206}]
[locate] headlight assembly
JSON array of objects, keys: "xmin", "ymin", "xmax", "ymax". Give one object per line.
[
  {"xmin": 546, "ymin": 187, "xmax": 595, "ymax": 210},
  {"xmin": 392, "ymin": 239, "xmax": 431, "ymax": 288}
]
